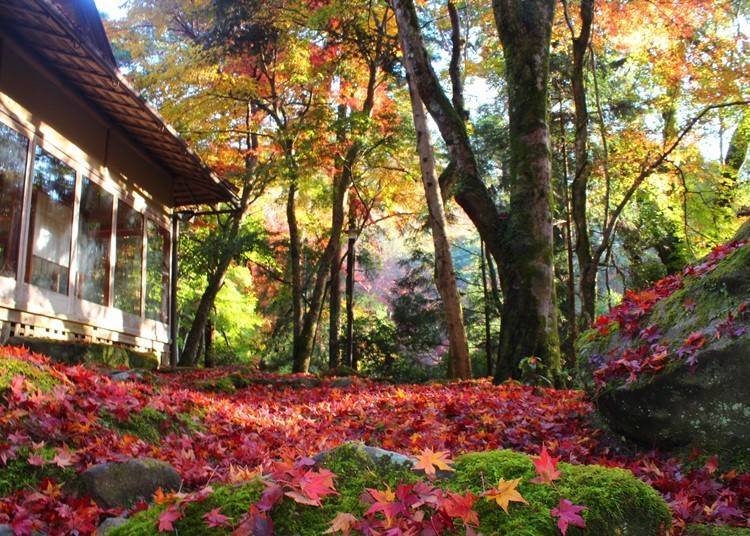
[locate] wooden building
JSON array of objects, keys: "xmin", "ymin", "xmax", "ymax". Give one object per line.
[{"xmin": 0, "ymin": 0, "xmax": 234, "ymax": 364}]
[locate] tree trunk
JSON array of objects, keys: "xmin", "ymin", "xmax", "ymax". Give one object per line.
[
  {"xmin": 288, "ymin": 179, "xmax": 305, "ymax": 371},
  {"xmin": 344, "ymin": 203, "xmax": 356, "ymax": 369},
  {"xmin": 204, "ymin": 316, "xmax": 214, "ymax": 368},
  {"xmin": 393, "ymin": 0, "xmax": 560, "ymax": 380},
  {"xmin": 481, "ymin": 240, "xmax": 493, "ymax": 376},
  {"xmin": 399, "ymin": 20, "xmax": 472, "ymax": 380},
  {"xmin": 492, "ymin": 0, "xmax": 560, "ymax": 381},
  {"xmin": 564, "ymin": 0, "xmax": 596, "ymax": 325}
]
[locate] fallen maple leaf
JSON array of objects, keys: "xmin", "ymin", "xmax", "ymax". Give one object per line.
[
  {"xmin": 531, "ymin": 446, "xmax": 561, "ymax": 484},
  {"xmin": 158, "ymin": 505, "xmax": 182, "ymax": 532},
  {"xmin": 323, "ymin": 512, "xmax": 358, "ymax": 534},
  {"xmin": 414, "ymin": 448, "xmax": 454, "ymax": 476},
  {"xmin": 203, "ymin": 507, "xmax": 231, "ymax": 528},
  {"xmin": 551, "ymin": 498, "xmax": 586, "ymax": 535},
  {"xmin": 484, "ymin": 477, "xmax": 528, "ymax": 514},
  {"xmin": 442, "ymin": 492, "xmax": 479, "ymax": 525}
]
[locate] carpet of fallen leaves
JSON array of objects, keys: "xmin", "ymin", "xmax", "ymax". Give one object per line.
[{"xmin": 0, "ymin": 347, "xmax": 749, "ymax": 534}]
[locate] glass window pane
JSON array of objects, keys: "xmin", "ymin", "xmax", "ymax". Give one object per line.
[
  {"xmin": 77, "ymin": 178, "xmax": 113, "ymax": 305},
  {"xmin": 0, "ymin": 122, "xmax": 29, "ymax": 277},
  {"xmin": 145, "ymin": 220, "xmax": 169, "ymax": 322},
  {"xmin": 114, "ymin": 201, "xmax": 143, "ymax": 315},
  {"xmin": 26, "ymin": 146, "xmax": 75, "ymax": 294}
]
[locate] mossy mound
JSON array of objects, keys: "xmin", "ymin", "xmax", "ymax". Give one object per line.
[
  {"xmin": 7, "ymin": 338, "xmax": 159, "ymax": 370},
  {"xmin": 111, "ymin": 443, "xmax": 671, "ymax": 535},
  {"xmin": 0, "ymin": 352, "xmax": 60, "ymax": 392},
  {"xmin": 577, "ymin": 237, "xmax": 750, "ymax": 462},
  {"xmin": 0, "ymin": 447, "xmax": 76, "ymax": 496}
]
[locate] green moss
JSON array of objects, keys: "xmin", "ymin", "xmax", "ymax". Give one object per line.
[
  {"xmin": 196, "ymin": 377, "xmax": 237, "ymax": 394},
  {"xmin": 7, "ymin": 339, "xmax": 159, "ymax": 370},
  {"xmin": 450, "ymin": 450, "xmax": 671, "ymax": 535},
  {"xmin": 0, "ymin": 355, "xmax": 59, "ymax": 393},
  {"xmin": 100, "ymin": 407, "xmax": 202, "ymax": 443},
  {"xmin": 0, "ymin": 447, "xmax": 76, "ymax": 496},
  {"xmin": 112, "ymin": 444, "xmax": 671, "ymax": 535},
  {"xmin": 685, "ymin": 525, "xmax": 750, "ymax": 536},
  {"xmin": 108, "ymin": 480, "xmax": 266, "ymax": 536}
]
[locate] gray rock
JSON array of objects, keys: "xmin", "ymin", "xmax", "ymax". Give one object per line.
[
  {"xmin": 109, "ymin": 370, "xmax": 143, "ymax": 382},
  {"xmin": 314, "ymin": 442, "xmax": 414, "ymax": 468},
  {"xmin": 77, "ymin": 458, "xmax": 181, "ymax": 508},
  {"xmin": 97, "ymin": 517, "xmax": 128, "ymax": 535},
  {"xmin": 0, "ymin": 524, "xmax": 13, "ymax": 536},
  {"xmin": 577, "ymin": 235, "xmax": 750, "ymax": 463}
]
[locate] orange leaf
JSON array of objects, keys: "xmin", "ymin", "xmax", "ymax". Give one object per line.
[
  {"xmin": 324, "ymin": 512, "xmax": 358, "ymax": 535},
  {"xmin": 413, "ymin": 448, "xmax": 454, "ymax": 476},
  {"xmin": 483, "ymin": 478, "xmax": 528, "ymax": 514}
]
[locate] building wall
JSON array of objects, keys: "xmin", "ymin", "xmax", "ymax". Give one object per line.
[{"xmin": 0, "ymin": 39, "xmax": 173, "ymax": 361}]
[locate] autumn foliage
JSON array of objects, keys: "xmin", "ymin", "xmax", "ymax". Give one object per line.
[{"xmin": 0, "ymin": 346, "xmax": 748, "ymax": 533}]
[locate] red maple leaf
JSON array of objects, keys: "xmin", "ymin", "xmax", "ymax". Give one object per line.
[
  {"xmin": 158, "ymin": 505, "xmax": 182, "ymax": 532},
  {"xmin": 203, "ymin": 507, "xmax": 231, "ymax": 528},
  {"xmin": 441, "ymin": 491, "xmax": 479, "ymax": 525},
  {"xmin": 531, "ymin": 446, "xmax": 560, "ymax": 484},
  {"xmin": 550, "ymin": 498, "xmax": 587, "ymax": 535}
]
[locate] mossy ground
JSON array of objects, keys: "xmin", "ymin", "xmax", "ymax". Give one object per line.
[
  {"xmin": 112, "ymin": 443, "xmax": 671, "ymax": 535},
  {"xmin": 100, "ymin": 407, "xmax": 204, "ymax": 443},
  {"xmin": 685, "ymin": 525, "xmax": 750, "ymax": 536},
  {"xmin": 0, "ymin": 354, "xmax": 59, "ymax": 392},
  {"xmin": 0, "ymin": 446, "xmax": 76, "ymax": 496}
]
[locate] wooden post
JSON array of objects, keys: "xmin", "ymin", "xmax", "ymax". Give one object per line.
[{"xmin": 169, "ymin": 213, "xmax": 179, "ymax": 369}]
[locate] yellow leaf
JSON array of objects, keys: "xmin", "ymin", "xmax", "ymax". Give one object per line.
[
  {"xmin": 483, "ymin": 478, "xmax": 528, "ymax": 514},
  {"xmin": 413, "ymin": 448, "xmax": 454, "ymax": 476}
]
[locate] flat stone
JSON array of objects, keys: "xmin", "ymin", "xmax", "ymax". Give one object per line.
[
  {"xmin": 109, "ymin": 370, "xmax": 143, "ymax": 382},
  {"xmin": 77, "ymin": 458, "xmax": 181, "ymax": 508},
  {"xmin": 97, "ymin": 516, "xmax": 129, "ymax": 535},
  {"xmin": 0, "ymin": 525, "xmax": 13, "ymax": 536}
]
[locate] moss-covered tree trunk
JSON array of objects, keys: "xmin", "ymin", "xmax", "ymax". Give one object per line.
[{"xmin": 492, "ymin": 0, "xmax": 560, "ymax": 380}]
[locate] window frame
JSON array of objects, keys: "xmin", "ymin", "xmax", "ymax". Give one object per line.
[{"xmin": 0, "ymin": 105, "xmax": 173, "ymax": 339}]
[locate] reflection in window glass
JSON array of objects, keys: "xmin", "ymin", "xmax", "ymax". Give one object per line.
[
  {"xmin": 0, "ymin": 122, "xmax": 28, "ymax": 277},
  {"xmin": 77, "ymin": 178, "xmax": 113, "ymax": 305},
  {"xmin": 114, "ymin": 202, "xmax": 143, "ymax": 315},
  {"xmin": 145, "ymin": 220, "xmax": 169, "ymax": 322},
  {"xmin": 26, "ymin": 146, "xmax": 75, "ymax": 294}
]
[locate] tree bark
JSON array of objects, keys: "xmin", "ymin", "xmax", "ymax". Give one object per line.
[
  {"xmin": 562, "ymin": 0, "xmax": 595, "ymax": 324},
  {"xmin": 480, "ymin": 240, "xmax": 493, "ymax": 376},
  {"xmin": 400, "ymin": 37, "xmax": 472, "ymax": 379},
  {"xmin": 393, "ymin": 0, "xmax": 561, "ymax": 381},
  {"xmin": 491, "ymin": 0, "xmax": 560, "ymax": 381}
]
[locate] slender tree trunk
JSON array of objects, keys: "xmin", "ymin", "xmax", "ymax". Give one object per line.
[
  {"xmin": 291, "ymin": 61, "xmax": 379, "ymax": 373},
  {"xmin": 492, "ymin": 0, "xmax": 560, "ymax": 381},
  {"xmin": 481, "ymin": 240, "xmax": 492, "ymax": 376},
  {"xmin": 344, "ymin": 201, "xmax": 356, "ymax": 368},
  {"xmin": 204, "ymin": 316, "xmax": 213, "ymax": 368},
  {"xmin": 400, "ymin": 31, "xmax": 471, "ymax": 380},
  {"xmin": 558, "ymin": 96, "xmax": 578, "ymax": 364},
  {"xmin": 563, "ymin": 0, "xmax": 596, "ymax": 325},
  {"xmin": 328, "ymin": 105, "xmax": 348, "ymax": 370},
  {"xmin": 287, "ymin": 178, "xmax": 304, "ymax": 358}
]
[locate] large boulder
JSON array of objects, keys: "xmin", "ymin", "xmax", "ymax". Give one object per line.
[
  {"xmin": 77, "ymin": 458, "xmax": 182, "ymax": 508},
  {"xmin": 578, "ymin": 232, "xmax": 750, "ymax": 462}
]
